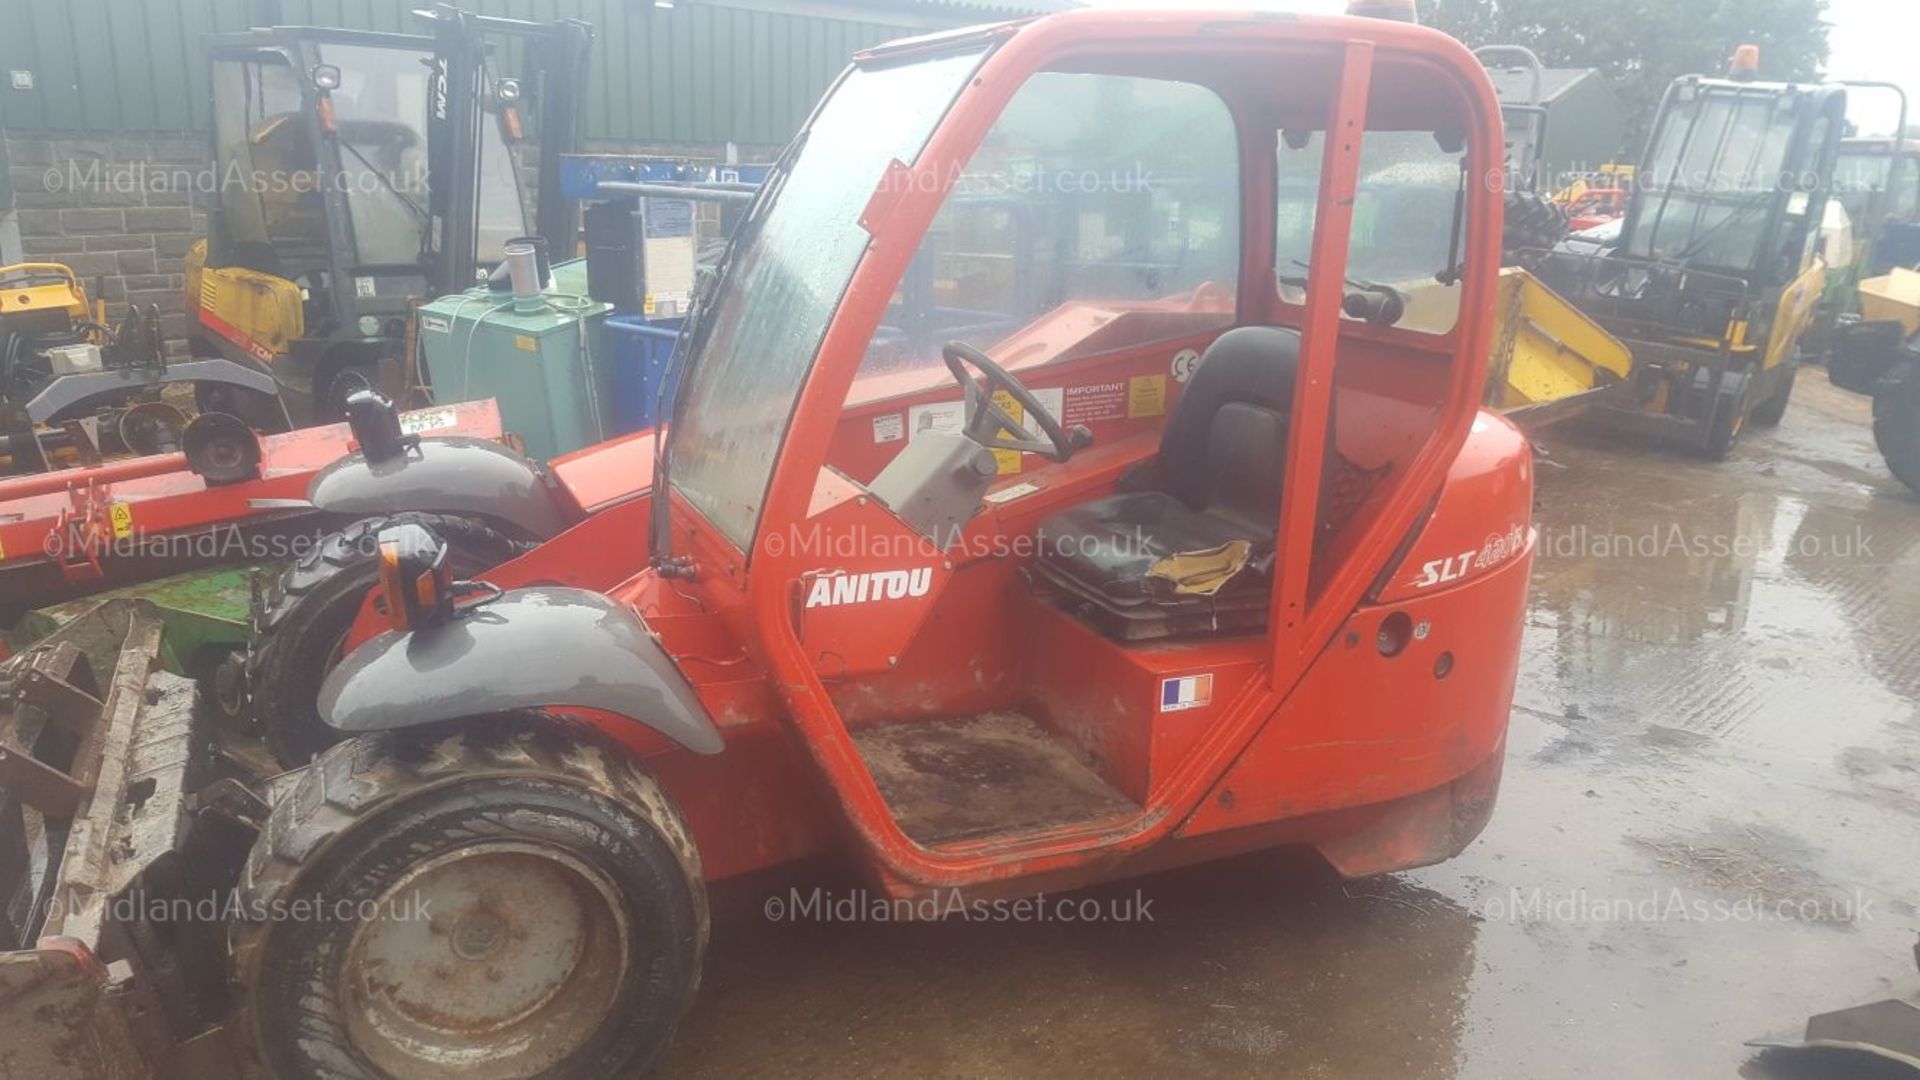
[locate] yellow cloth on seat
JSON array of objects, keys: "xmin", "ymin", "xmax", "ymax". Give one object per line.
[{"xmin": 1146, "ymin": 539, "xmax": 1253, "ymax": 596}]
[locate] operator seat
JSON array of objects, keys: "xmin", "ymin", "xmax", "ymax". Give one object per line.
[{"xmin": 1033, "ymin": 326, "xmax": 1300, "ymax": 641}]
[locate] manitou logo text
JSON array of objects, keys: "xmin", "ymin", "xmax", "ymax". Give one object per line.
[{"xmin": 805, "ymin": 568, "xmax": 935, "ymax": 609}]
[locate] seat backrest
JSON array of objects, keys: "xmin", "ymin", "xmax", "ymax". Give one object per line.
[
  {"xmin": 1154, "ymin": 326, "xmax": 1300, "ymax": 522},
  {"xmin": 1201, "ymin": 402, "xmax": 1289, "ymax": 536}
]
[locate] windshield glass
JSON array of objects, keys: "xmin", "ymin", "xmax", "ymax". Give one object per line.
[
  {"xmin": 1832, "ymin": 147, "xmax": 1920, "ymax": 232},
  {"xmin": 212, "ymin": 54, "xmax": 329, "ymax": 258},
  {"xmin": 669, "ymin": 50, "xmax": 985, "ymax": 547},
  {"xmin": 858, "ymin": 72, "xmax": 1240, "ymax": 382},
  {"xmin": 1275, "ymin": 130, "xmax": 1467, "ymax": 333},
  {"xmin": 1833, "ymin": 149, "xmax": 1892, "ymax": 231},
  {"xmin": 1627, "ymin": 88, "xmax": 1799, "ymax": 269},
  {"xmin": 319, "ymin": 43, "xmax": 434, "ymax": 266}
]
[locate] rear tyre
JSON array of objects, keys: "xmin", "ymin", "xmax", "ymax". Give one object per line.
[
  {"xmin": 233, "ymin": 716, "xmax": 707, "ymax": 1080},
  {"xmin": 1872, "ymin": 375, "xmax": 1920, "ymax": 493},
  {"xmin": 1749, "ymin": 361, "xmax": 1798, "ymax": 427},
  {"xmin": 247, "ymin": 513, "xmax": 529, "ymax": 767}
]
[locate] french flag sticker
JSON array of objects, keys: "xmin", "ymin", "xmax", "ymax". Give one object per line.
[{"xmin": 1160, "ymin": 673, "xmax": 1214, "ymax": 712}]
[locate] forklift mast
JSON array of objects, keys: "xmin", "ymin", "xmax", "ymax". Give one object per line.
[{"xmin": 418, "ymin": 3, "xmax": 593, "ymax": 295}]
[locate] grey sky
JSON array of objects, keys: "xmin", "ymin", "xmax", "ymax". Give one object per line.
[{"xmin": 1823, "ymin": 0, "xmax": 1920, "ymax": 136}]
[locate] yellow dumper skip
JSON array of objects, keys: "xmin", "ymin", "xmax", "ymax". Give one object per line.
[
  {"xmin": 1486, "ymin": 266, "xmax": 1634, "ymax": 422},
  {"xmin": 1858, "ymin": 267, "xmax": 1920, "ymax": 337}
]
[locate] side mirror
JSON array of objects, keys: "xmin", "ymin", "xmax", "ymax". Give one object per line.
[{"xmin": 311, "ymin": 64, "xmax": 342, "ymax": 92}]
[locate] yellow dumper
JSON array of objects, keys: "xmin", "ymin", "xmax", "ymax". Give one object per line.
[
  {"xmin": 1832, "ymin": 267, "xmax": 1920, "ymax": 491},
  {"xmin": 1485, "ymin": 266, "xmax": 1635, "ymax": 424}
]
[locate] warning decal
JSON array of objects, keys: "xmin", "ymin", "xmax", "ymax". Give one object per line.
[
  {"xmin": 1064, "ymin": 382, "xmax": 1127, "ymax": 425},
  {"xmin": 1128, "ymin": 374, "xmax": 1167, "ymax": 418}
]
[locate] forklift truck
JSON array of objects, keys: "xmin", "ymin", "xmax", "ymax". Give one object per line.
[
  {"xmin": 1538, "ymin": 63, "xmax": 1848, "ymax": 458},
  {"xmin": 186, "ymin": 4, "xmax": 591, "ymax": 425},
  {"xmin": 4, "ymin": 8, "xmax": 1534, "ymax": 1077}
]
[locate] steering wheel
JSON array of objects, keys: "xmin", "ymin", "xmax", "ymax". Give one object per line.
[{"xmin": 942, "ymin": 341, "xmax": 1090, "ymax": 463}]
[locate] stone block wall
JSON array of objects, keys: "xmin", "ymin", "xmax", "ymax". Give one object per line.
[
  {"xmin": 1, "ymin": 128, "xmax": 777, "ymax": 357},
  {"xmin": 4, "ymin": 130, "xmax": 210, "ymax": 356}
]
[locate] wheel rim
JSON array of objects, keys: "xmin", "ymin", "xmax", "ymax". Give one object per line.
[{"xmin": 341, "ymin": 841, "xmax": 631, "ymax": 1080}]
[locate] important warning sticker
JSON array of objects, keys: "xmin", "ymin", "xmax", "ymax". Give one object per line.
[
  {"xmin": 907, "ymin": 401, "xmax": 965, "ymax": 441},
  {"xmin": 872, "ymin": 413, "xmax": 905, "ymax": 444},
  {"xmin": 1064, "ymin": 382, "xmax": 1127, "ymax": 426}
]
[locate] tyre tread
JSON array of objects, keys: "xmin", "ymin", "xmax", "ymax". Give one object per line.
[
  {"xmin": 245, "ymin": 513, "xmax": 528, "ymax": 765},
  {"xmin": 232, "ymin": 714, "xmax": 706, "ymax": 1078}
]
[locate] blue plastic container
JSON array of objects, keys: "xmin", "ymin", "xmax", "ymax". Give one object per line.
[{"xmin": 605, "ymin": 316, "xmax": 684, "ymax": 434}]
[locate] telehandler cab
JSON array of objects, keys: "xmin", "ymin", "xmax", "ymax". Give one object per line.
[
  {"xmin": 1, "ymin": 9, "xmax": 1535, "ymax": 1078},
  {"xmin": 1538, "ymin": 64, "xmax": 1847, "ymax": 457}
]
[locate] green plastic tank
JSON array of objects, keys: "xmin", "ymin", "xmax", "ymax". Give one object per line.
[{"xmin": 416, "ymin": 259, "xmax": 614, "ymax": 462}]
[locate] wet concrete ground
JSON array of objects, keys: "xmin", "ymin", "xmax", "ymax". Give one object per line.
[{"xmin": 662, "ymin": 374, "xmax": 1920, "ymax": 1079}]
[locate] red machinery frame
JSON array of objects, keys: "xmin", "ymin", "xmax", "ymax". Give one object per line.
[
  {"xmin": 355, "ymin": 10, "xmax": 1532, "ymax": 896},
  {"xmin": 0, "ymin": 401, "xmax": 504, "ymax": 607}
]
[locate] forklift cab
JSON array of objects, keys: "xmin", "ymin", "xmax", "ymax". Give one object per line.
[
  {"xmin": 193, "ymin": 9, "xmax": 588, "ymax": 422},
  {"xmin": 613, "ymin": 10, "xmax": 1529, "ymax": 883},
  {"xmin": 203, "ymin": 32, "xmax": 502, "ymax": 308}
]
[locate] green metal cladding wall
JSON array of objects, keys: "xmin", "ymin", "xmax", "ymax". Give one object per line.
[{"xmin": 0, "ymin": 0, "xmax": 927, "ymax": 145}]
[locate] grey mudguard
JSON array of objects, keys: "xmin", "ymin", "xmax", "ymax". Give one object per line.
[
  {"xmin": 318, "ymin": 586, "xmax": 724, "ymax": 755},
  {"xmin": 308, "ymin": 436, "xmax": 570, "ymax": 539}
]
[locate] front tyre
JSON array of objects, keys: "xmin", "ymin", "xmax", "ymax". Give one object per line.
[
  {"xmin": 1701, "ymin": 369, "xmax": 1753, "ymax": 461},
  {"xmin": 1873, "ymin": 375, "xmax": 1920, "ymax": 494},
  {"xmin": 234, "ymin": 717, "xmax": 707, "ymax": 1080},
  {"xmin": 247, "ymin": 512, "xmax": 529, "ymax": 767},
  {"xmin": 1748, "ymin": 361, "xmax": 1797, "ymax": 428}
]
